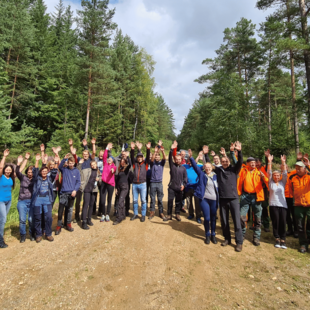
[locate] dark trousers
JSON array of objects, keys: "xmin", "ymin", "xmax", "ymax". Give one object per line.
[
  {"xmin": 286, "ymin": 198, "xmax": 297, "ymax": 233},
  {"xmin": 116, "ymin": 183, "xmax": 129, "ymax": 223},
  {"xmin": 57, "ymin": 196, "xmax": 75, "ymax": 227},
  {"xmin": 34, "ymin": 203, "xmax": 52, "ymax": 237},
  {"xmin": 185, "ymin": 189, "xmax": 201, "ymax": 219},
  {"xmin": 115, "ymin": 182, "xmax": 130, "ymax": 212},
  {"xmin": 146, "ymin": 178, "xmax": 151, "ymax": 203},
  {"xmin": 75, "ymin": 190, "xmax": 83, "ymax": 219},
  {"xmin": 200, "ymin": 198, "xmax": 217, "ymax": 237},
  {"xmin": 220, "ymin": 198, "xmax": 243, "ymax": 245},
  {"xmin": 270, "ymin": 206, "xmax": 287, "ymax": 240},
  {"xmin": 100, "ymin": 182, "xmax": 114, "ymax": 215},
  {"xmin": 294, "ymin": 206, "xmax": 310, "ymax": 246},
  {"xmin": 92, "ymin": 192, "xmax": 98, "ymax": 213},
  {"xmin": 167, "ymin": 188, "xmax": 183, "ymax": 215},
  {"xmin": 150, "ymin": 182, "xmax": 164, "ymax": 213},
  {"xmin": 82, "ymin": 192, "xmax": 96, "ymax": 221}
]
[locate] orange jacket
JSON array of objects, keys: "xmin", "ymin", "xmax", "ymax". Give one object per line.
[
  {"xmin": 285, "ymin": 170, "xmax": 296, "ymax": 198},
  {"xmin": 237, "ymin": 166, "xmax": 268, "ymax": 202},
  {"xmin": 288, "ymin": 173, "xmax": 310, "ymax": 207}
]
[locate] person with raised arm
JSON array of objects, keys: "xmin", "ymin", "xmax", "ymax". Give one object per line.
[
  {"xmin": 267, "ymin": 154, "xmax": 288, "ymax": 249},
  {"xmin": 32, "ymin": 153, "xmax": 57, "ymax": 243},
  {"xmin": 167, "ymin": 141, "xmax": 187, "ymax": 221},
  {"xmin": 149, "ymin": 142, "xmax": 168, "ymax": 221},
  {"xmin": 113, "ymin": 158, "xmax": 132, "ymax": 225},
  {"xmin": 288, "ymin": 156, "xmax": 310, "ymax": 253},
  {"xmin": 188, "ymin": 149, "xmax": 218, "ymax": 244},
  {"xmin": 202, "ymin": 142, "xmax": 244, "ymax": 251},
  {"xmin": 16, "ymin": 153, "xmax": 35, "ymax": 243},
  {"xmin": 0, "ymin": 149, "xmax": 15, "ymax": 248},
  {"xmin": 98, "ymin": 143, "xmax": 116, "ymax": 223},
  {"xmin": 130, "ymin": 141, "xmax": 151, "ymax": 222},
  {"xmin": 55, "ymin": 153, "xmax": 81, "ymax": 235}
]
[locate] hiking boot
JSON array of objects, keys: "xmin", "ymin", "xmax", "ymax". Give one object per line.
[
  {"xmin": 46, "ymin": 236, "xmax": 54, "ymax": 242},
  {"xmin": 141, "ymin": 216, "xmax": 146, "ymax": 222},
  {"xmin": 211, "ymin": 236, "xmax": 217, "ymax": 244},
  {"xmin": 274, "ymin": 239, "xmax": 281, "ymax": 248},
  {"xmin": 100, "ymin": 215, "xmax": 105, "ymax": 222},
  {"xmin": 253, "ymin": 238, "xmax": 260, "ymax": 246},
  {"xmin": 125, "ymin": 210, "xmax": 130, "ymax": 216},
  {"xmin": 20, "ymin": 235, "xmax": 26, "ymax": 243},
  {"xmin": 87, "ymin": 219, "xmax": 94, "ymax": 226},
  {"xmin": 113, "ymin": 221, "xmax": 121, "ymax": 225},
  {"xmin": 264, "ymin": 227, "xmax": 270, "ymax": 233},
  {"xmin": 130, "ymin": 215, "xmax": 139, "ymax": 221},
  {"xmin": 175, "ymin": 214, "xmax": 181, "ymax": 221},
  {"xmin": 65, "ymin": 223, "xmax": 74, "ymax": 232},
  {"xmin": 159, "ymin": 213, "xmax": 167, "ymax": 221},
  {"xmin": 148, "ymin": 211, "xmax": 155, "ymax": 220},
  {"xmin": 187, "ymin": 214, "xmax": 194, "ymax": 220},
  {"xmin": 249, "ymin": 226, "xmax": 254, "ymax": 231},
  {"xmin": 299, "ymin": 246, "xmax": 307, "ymax": 253},
  {"xmin": 293, "ymin": 232, "xmax": 299, "ymax": 238},
  {"xmin": 82, "ymin": 221, "xmax": 89, "ymax": 230},
  {"xmin": 235, "ymin": 244, "xmax": 243, "ymax": 252},
  {"xmin": 166, "ymin": 215, "xmax": 173, "ymax": 221},
  {"xmin": 105, "ymin": 215, "xmax": 110, "ymax": 222},
  {"xmin": 204, "ymin": 236, "xmax": 210, "ymax": 245},
  {"xmin": 180, "ymin": 207, "xmax": 186, "ymax": 213},
  {"xmin": 197, "ymin": 218, "xmax": 202, "ymax": 224},
  {"xmin": 221, "ymin": 240, "xmax": 231, "ymax": 247},
  {"xmin": 55, "ymin": 226, "xmax": 62, "ymax": 235},
  {"xmin": 0, "ymin": 241, "xmax": 8, "ymax": 248},
  {"xmin": 36, "ymin": 236, "xmax": 43, "ymax": 243}
]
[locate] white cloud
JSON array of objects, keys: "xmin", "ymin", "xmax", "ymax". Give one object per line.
[{"xmin": 45, "ymin": 0, "xmax": 273, "ymax": 134}]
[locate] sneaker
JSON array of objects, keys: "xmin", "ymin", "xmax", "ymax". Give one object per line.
[
  {"xmin": 274, "ymin": 240, "xmax": 281, "ymax": 248},
  {"xmin": 100, "ymin": 215, "xmax": 105, "ymax": 222},
  {"xmin": 280, "ymin": 241, "xmax": 287, "ymax": 249},
  {"xmin": 197, "ymin": 218, "xmax": 202, "ymax": 224},
  {"xmin": 105, "ymin": 215, "xmax": 110, "ymax": 222},
  {"xmin": 187, "ymin": 215, "xmax": 194, "ymax": 220}
]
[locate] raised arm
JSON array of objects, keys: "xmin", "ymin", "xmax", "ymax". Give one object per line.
[
  {"xmin": 229, "ymin": 143, "xmax": 238, "ymax": 165},
  {"xmin": 169, "ymin": 140, "xmax": 178, "ymax": 167},
  {"xmin": 91, "ymin": 138, "xmax": 96, "ymax": 157},
  {"xmin": 161, "ymin": 147, "xmax": 166, "ymax": 161},
  {"xmin": 130, "ymin": 142, "xmax": 136, "ymax": 164},
  {"xmin": 188, "ymin": 149, "xmax": 202, "ymax": 177},
  {"xmin": 40, "ymin": 144, "xmax": 45, "ymax": 158},
  {"xmin": 0, "ymin": 149, "xmax": 9, "ymax": 177},
  {"xmin": 16, "ymin": 155, "xmax": 24, "ymax": 180},
  {"xmin": 104, "ymin": 143, "xmax": 113, "ymax": 164},
  {"xmin": 202, "ymin": 145, "xmax": 211, "ymax": 164},
  {"xmin": 20, "ymin": 152, "xmax": 30, "ymax": 173},
  {"xmin": 281, "ymin": 155, "xmax": 288, "ymax": 185},
  {"xmin": 145, "ymin": 142, "xmax": 151, "ymax": 165},
  {"xmin": 234, "ymin": 141, "xmax": 243, "ymax": 174}
]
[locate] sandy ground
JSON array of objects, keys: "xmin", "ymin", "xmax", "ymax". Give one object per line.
[{"xmin": 1, "ymin": 167, "xmax": 310, "ymax": 310}]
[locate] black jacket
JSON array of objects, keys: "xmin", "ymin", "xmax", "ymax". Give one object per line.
[
  {"xmin": 169, "ymin": 149, "xmax": 187, "ymax": 191},
  {"xmin": 205, "ymin": 150, "xmax": 243, "ymax": 199},
  {"xmin": 130, "ymin": 148, "xmax": 150, "ymax": 184}
]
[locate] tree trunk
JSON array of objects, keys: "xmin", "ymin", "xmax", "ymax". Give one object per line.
[
  {"xmin": 9, "ymin": 54, "xmax": 19, "ymax": 120},
  {"xmin": 299, "ymin": 0, "xmax": 310, "ymax": 121},
  {"xmin": 85, "ymin": 65, "xmax": 92, "ymax": 140},
  {"xmin": 268, "ymin": 45, "xmax": 272, "ymax": 145}
]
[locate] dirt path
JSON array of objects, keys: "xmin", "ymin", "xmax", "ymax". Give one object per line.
[{"xmin": 1, "ymin": 167, "xmax": 310, "ymax": 310}]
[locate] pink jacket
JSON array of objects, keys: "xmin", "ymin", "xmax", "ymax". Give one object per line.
[{"xmin": 101, "ymin": 149, "xmax": 116, "ymax": 186}]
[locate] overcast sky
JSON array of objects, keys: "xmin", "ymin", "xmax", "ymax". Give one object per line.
[{"xmin": 45, "ymin": 0, "xmax": 273, "ymax": 134}]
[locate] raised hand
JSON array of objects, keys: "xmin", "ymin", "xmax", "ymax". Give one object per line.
[
  {"xmin": 171, "ymin": 140, "xmax": 178, "ymax": 149},
  {"xmin": 82, "ymin": 139, "xmax": 87, "ymax": 146},
  {"xmin": 25, "ymin": 152, "xmax": 31, "ymax": 160},
  {"xmin": 35, "ymin": 153, "xmax": 41, "ymax": 161},
  {"xmin": 17, "ymin": 155, "xmax": 23, "ymax": 165},
  {"xmin": 71, "ymin": 148, "xmax": 76, "ymax": 155},
  {"xmin": 68, "ymin": 139, "xmax": 73, "ymax": 146},
  {"xmin": 79, "ymin": 159, "xmax": 84, "ymax": 164},
  {"xmin": 136, "ymin": 141, "xmax": 143, "ymax": 150},
  {"xmin": 220, "ymin": 147, "xmax": 226, "ymax": 156},
  {"xmin": 264, "ymin": 149, "xmax": 270, "ymax": 157},
  {"xmin": 202, "ymin": 145, "xmax": 209, "ymax": 154},
  {"xmin": 281, "ymin": 155, "xmax": 286, "ymax": 163},
  {"xmin": 268, "ymin": 154, "xmax": 273, "ymax": 163},
  {"xmin": 210, "ymin": 150, "xmax": 215, "ymax": 157},
  {"xmin": 235, "ymin": 141, "xmax": 242, "ymax": 151},
  {"xmin": 303, "ymin": 157, "xmax": 310, "ymax": 167},
  {"xmin": 42, "ymin": 154, "xmax": 48, "ymax": 164},
  {"xmin": 52, "ymin": 147, "xmax": 57, "ymax": 155},
  {"xmin": 146, "ymin": 142, "xmax": 151, "ymax": 149},
  {"xmin": 297, "ymin": 152, "xmax": 303, "ymax": 161},
  {"xmin": 54, "ymin": 154, "xmax": 60, "ymax": 163},
  {"xmin": 188, "ymin": 149, "xmax": 193, "ymax": 158},
  {"xmin": 107, "ymin": 143, "xmax": 113, "ymax": 150},
  {"xmin": 64, "ymin": 153, "xmax": 71, "ymax": 159},
  {"xmin": 158, "ymin": 140, "xmax": 163, "ymax": 146},
  {"xmin": 230, "ymin": 143, "xmax": 235, "ymax": 152},
  {"xmin": 56, "ymin": 146, "xmax": 62, "ymax": 153},
  {"xmin": 40, "ymin": 144, "xmax": 45, "ymax": 152},
  {"xmin": 91, "ymin": 138, "xmax": 96, "ymax": 144},
  {"xmin": 304, "ymin": 153, "xmax": 309, "ymax": 160},
  {"xmin": 154, "ymin": 146, "xmax": 159, "ymax": 153},
  {"xmin": 125, "ymin": 151, "xmax": 130, "ymax": 157},
  {"xmin": 131, "ymin": 142, "xmax": 135, "ymax": 149}
]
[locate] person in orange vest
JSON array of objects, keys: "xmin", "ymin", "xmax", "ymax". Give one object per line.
[
  {"xmin": 238, "ymin": 157, "xmax": 268, "ymax": 246},
  {"xmin": 288, "ymin": 158, "xmax": 310, "ymax": 253}
]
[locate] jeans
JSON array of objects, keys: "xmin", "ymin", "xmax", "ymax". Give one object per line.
[
  {"xmin": 294, "ymin": 206, "xmax": 310, "ymax": 247},
  {"xmin": 240, "ymin": 193, "xmax": 262, "ymax": 240},
  {"xmin": 17, "ymin": 199, "xmax": 33, "ymax": 236},
  {"xmin": 150, "ymin": 182, "xmax": 164, "ymax": 213},
  {"xmin": 0, "ymin": 200, "xmax": 12, "ymax": 241},
  {"xmin": 132, "ymin": 182, "xmax": 147, "ymax": 216},
  {"xmin": 100, "ymin": 182, "xmax": 114, "ymax": 215},
  {"xmin": 199, "ymin": 198, "xmax": 217, "ymax": 237},
  {"xmin": 185, "ymin": 189, "xmax": 201, "ymax": 219},
  {"xmin": 34, "ymin": 196, "xmax": 53, "ymax": 237}
]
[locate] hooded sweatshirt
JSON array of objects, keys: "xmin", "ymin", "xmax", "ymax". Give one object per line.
[{"xmin": 102, "ymin": 149, "xmax": 117, "ymax": 186}]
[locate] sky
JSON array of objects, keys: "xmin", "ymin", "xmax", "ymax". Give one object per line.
[{"xmin": 45, "ymin": 0, "xmax": 273, "ymax": 134}]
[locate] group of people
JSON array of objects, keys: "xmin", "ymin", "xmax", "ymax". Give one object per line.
[{"xmin": 0, "ymin": 139, "xmax": 309, "ymax": 254}]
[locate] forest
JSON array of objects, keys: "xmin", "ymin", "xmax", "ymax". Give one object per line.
[
  {"xmin": 0, "ymin": 0, "xmax": 176, "ymax": 157},
  {"xmin": 178, "ymin": 0, "xmax": 310, "ymax": 164}
]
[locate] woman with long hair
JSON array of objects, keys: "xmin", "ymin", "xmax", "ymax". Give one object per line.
[
  {"xmin": 113, "ymin": 158, "xmax": 131, "ymax": 225},
  {"xmin": 0, "ymin": 149, "xmax": 15, "ymax": 248}
]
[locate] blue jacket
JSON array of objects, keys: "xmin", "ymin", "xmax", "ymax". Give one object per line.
[
  {"xmin": 183, "ymin": 163, "xmax": 203, "ymax": 191},
  {"xmin": 31, "ymin": 167, "xmax": 57, "ymax": 205},
  {"xmin": 190, "ymin": 157, "xmax": 219, "ymax": 203},
  {"xmin": 59, "ymin": 159, "xmax": 81, "ymax": 194}
]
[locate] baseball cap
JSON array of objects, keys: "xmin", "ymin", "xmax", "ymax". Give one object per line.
[{"xmin": 295, "ymin": 161, "xmax": 306, "ymax": 167}]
